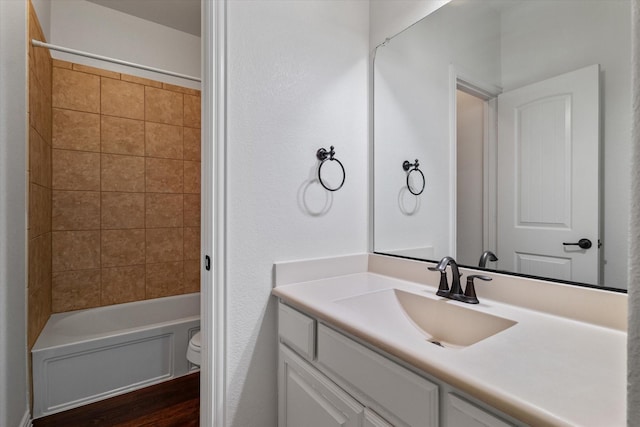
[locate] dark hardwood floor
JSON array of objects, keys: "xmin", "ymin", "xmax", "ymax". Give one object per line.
[{"xmin": 33, "ymin": 373, "xmax": 200, "ymax": 427}]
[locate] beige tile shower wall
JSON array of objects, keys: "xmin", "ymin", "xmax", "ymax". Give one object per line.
[
  {"xmin": 28, "ymin": 1, "xmax": 53, "ymax": 350},
  {"xmin": 50, "ymin": 60, "xmax": 201, "ymax": 313}
]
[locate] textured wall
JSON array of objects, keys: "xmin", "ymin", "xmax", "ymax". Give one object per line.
[
  {"xmin": 456, "ymin": 90, "xmax": 485, "ymax": 265},
  {"xmin": 226, "ymin": 1, "xmax": 369, "ymax": 425},
  {"xmin": 628, "ymin": 0, "xmax": 640, "ymax": 423},
  {"xmin": 0, "ymin": 0, "xmax": 28, "ymax": 424},
  {"xmin": 50, "ymin": 60, "xmax": 201, "ymax": 313},
  {"xmin": 28, "ymin": 0, "xmax": 53, "ymax": 349},
  {"xmin": 369, "ymin": 0, "xmax": 450, "ymax": 47}
]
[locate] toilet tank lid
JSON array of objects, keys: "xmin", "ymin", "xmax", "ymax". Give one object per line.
[{"xmin": 191, "ymin": 331, "xmax": 201, "ymax": 348}]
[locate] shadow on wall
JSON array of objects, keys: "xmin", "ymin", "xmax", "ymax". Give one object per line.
[
  {"xmin": 297, "ymin": 159, "xmax": 336, "ymax": 216},
  {"xmin": 227, "ymin": 297, "xmax": 279, "ymax": 427},
  {"xmin": 297, "ymin": 174, "xmax": 334, "ymax": 216},
  {"xmin": 398, "ymin": 186, "xmax": 420, "ymax": 216}
]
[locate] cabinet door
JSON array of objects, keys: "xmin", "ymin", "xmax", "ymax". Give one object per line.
[
  {"xmin": 363, "ymin": 408, "xmax": 393, "ymax": 427},
  {"xmin": 317, "ymin": 324, "xmax": 439, "ymax": 427},
  {"xmin": 446, "ymin": 394, "xmax": 515, "ymax": 427},
  {"xmin": 279, "ymin": 345, "xmax": 364, "ymax": 427}
]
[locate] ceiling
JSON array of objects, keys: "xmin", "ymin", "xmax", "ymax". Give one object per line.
[{"xmin": 86, "ymin": 0, "xmax": 201, "ymax": 36}]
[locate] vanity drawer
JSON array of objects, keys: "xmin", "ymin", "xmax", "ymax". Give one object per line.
[
  {"xmin": 317, "ymin": 324, "xmax": 439, "ymax": 427},
  {"xmin": 278, "ymin": 303, "xmax": 316, "ymax": 361},
  {"xmin": 447, "ymin": 393, "xmax": 516, "ymax": 427}
]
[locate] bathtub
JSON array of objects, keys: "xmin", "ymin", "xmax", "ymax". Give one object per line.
[{"xmin": 31, "ymin": 293, "xmax": 200, "ymax": 419}]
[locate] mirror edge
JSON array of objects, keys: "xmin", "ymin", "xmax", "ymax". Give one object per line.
[{"xmin": 373, "ymin": 252, "xmax": 628, "ymax": 294}]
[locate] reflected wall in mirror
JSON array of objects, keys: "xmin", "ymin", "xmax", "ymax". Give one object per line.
[{"xmin": 373, "ymin": 0, "xmax": 630, "ymax": 290}]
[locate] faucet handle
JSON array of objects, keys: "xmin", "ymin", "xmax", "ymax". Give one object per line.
[
  {"xmin": 462, "ymin": 275, "xmax": 492, "ymax": 304},
  {"xmin": 428, "ymin": 266, "xmax": 450, "ymax": 296}
]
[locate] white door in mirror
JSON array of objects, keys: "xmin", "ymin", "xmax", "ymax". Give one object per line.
[{"xmin": 497, "ymin": 64, "xmax": 600, "ymax": 284}]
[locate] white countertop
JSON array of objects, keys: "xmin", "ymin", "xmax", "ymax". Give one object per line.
[{"xmin": 272, "ymin": 268, "xmax": 626, "ymax": 426}]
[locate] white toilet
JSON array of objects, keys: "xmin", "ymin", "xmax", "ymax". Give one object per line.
[{"xmin": 187, "ymin": 331, "xmax": 201, "ymax": 366}]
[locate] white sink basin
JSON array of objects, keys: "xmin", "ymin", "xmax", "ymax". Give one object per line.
[{"xmin": 335, "ymin": 289, "xmax": 516, "ymax": 349}]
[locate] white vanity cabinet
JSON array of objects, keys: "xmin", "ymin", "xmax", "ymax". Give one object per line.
[
  {"xmin": 364, "ymin": 408, "xmax": 394, "ymax": 427},
  {"xmin": 280, "ymin": 345, "xmax": 364, "ymax": 427},
  {"xmin": 278, "ymin": 302, "xmax": 431, "ymax": 426},
  {"xmin": 445, "ymin": 393, "xmax": 515, "ymax": 427},
  {"xmin": 278, "ymin": 301, "xmax": 524, "ymax": 427},
  {"xmin": 315, "ymin": 324, "xmax": 439, "ymax": 427}
]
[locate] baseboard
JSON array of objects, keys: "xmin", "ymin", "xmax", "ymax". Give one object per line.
[{"xmin": 19, "ymin": 410, "xmax": 32, "ymax": 427}]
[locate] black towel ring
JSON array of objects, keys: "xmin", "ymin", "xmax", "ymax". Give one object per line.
[
  {"xmin": 403, "ymin": 159, "xmax": 425, "ymax": 196},
  {"xmin": 316, "ymin": 146, "xmax": 346, "ymax": 192}
]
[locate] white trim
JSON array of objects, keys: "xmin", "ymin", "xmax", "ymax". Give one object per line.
[
  {"xmin": 0, "ymin": 0, "xmax": 29, "ymax": 424},
  {"xmin": 19, "ymin": 410, "xmax": 31, "ymax": 427},
  {"xmin": 369, "ymin": 46, "xmax": 379, "ymax": 254},
  {"xmin": 200, "ymin": 0, "xmax": 226, "ymax": 425},
  {"xmin": 200, "ymin": 0, "xmax": 213, "ymax": 422},
  {"xmin": 449, "ymin": 66, "xmax": 458, "ymax": 258},
  {"xmin": 483, "ymin": 98, "xmax": 498, "ymax": 254},
  {"xmin": 453, "ymin": 64, "xmax": 503, "ymax": 100},
  {"xmin": 214, "ymin": 0, "xmax": 228, "ymax": 425},
  {"xmin": 449, "ymin": 64, "xmax": 502, "ymax": 259}
]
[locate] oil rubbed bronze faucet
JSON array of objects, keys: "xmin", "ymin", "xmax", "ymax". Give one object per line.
[
  {"xmin": 478, "ymin": 250, "xmax": 498, "ymax": 268},
  {"xmin": 429, "ymin": 256, "xmax": 492, "ymax": 304},
  {"xmin": 429, "ymin": 256, "xmax": 463, "ymax": 297}
]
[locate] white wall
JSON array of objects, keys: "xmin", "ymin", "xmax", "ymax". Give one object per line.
[
  {"xmin": 0, "ymin": 0, "xmax": 29, "ymax": 426},
  {"xmin": 225, "ymin": 1, "xmax": 369, "ymax": 425},
  {"xmin": 629, "ymin": 2, "xmax": 640, "ymax": 422},
  {"xmin": 369, "ymin": 0, "xmax": 450, "ymax": 48},
  {"xmin": 373, "ymin": 2, "xmax": 501, "ymax": 258},
  {"xmin": 48, "ymin": 0, "xmax": 200, "ymax": 89},
  {"xmin": 31, "ymin": 0, "xmax": 51, "ymax": 40},
  {"xmin": 500, "ymin": 0, "xmax": 631, "ymax": 289},
  {"xmin": 456, "ymin": 90, "xmax": 485, "ymax": 265}
]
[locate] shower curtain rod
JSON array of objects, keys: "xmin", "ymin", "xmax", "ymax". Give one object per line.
[{"xmin": 31, "ymin": 39, "xmax": 201, "ymax": 83}]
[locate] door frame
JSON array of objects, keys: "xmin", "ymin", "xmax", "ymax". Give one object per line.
[
  {"xmin": 449, "ymin": 65, "xmax": 501, "ymax": 260},
  {"xmin": 201, "ymin": 0, "xmax": 226, "ymax": 426}
]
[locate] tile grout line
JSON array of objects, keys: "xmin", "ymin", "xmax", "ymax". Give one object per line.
[
  {"xmin": 50, "ymin": 61, "xmax": 200, "ymax": 309},
  {"xmin": 182, "ymin": 92, "xmax": 185, "ymax": 291},
  {"xmin": 144, "ymin": 83, "xmax": 148, "ymax": 300},
  {"xmin": 99, "ymin": 75, "xmax": 103, "ymax": 307},
  {"xmin": 45, "ymin": 53, "xmax": 53, "ymax": 315}
]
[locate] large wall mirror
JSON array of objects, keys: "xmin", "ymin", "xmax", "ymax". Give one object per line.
[{"xmin": 373, "ymin": 0, "xmax": 630, "ymax": 290}]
